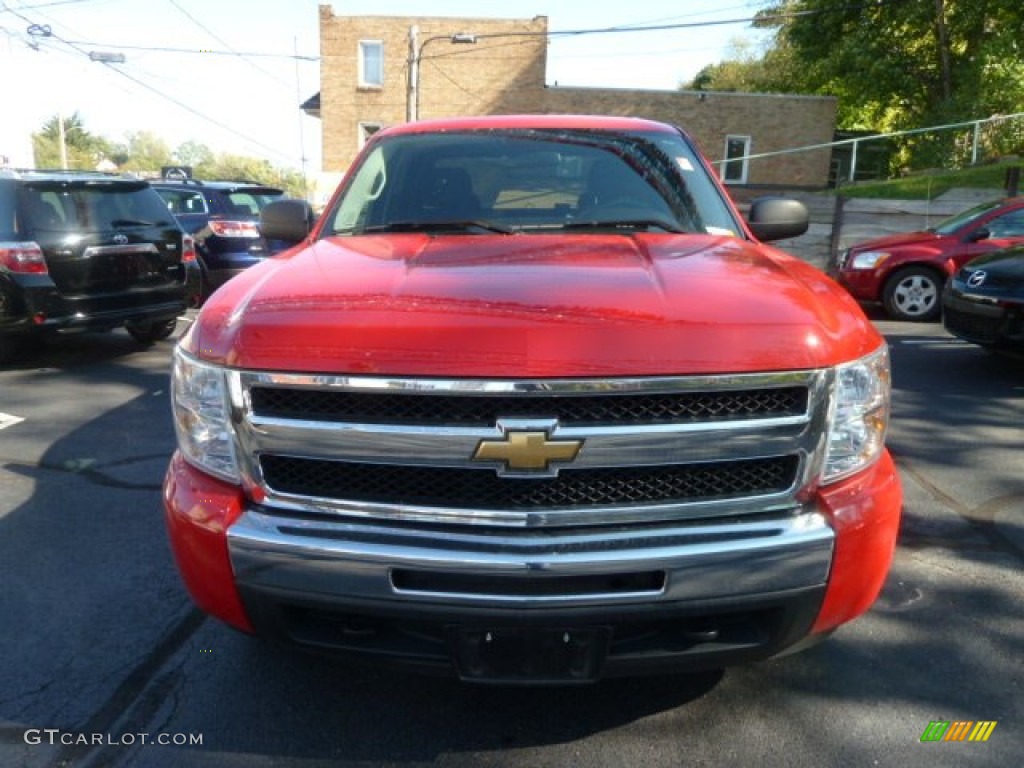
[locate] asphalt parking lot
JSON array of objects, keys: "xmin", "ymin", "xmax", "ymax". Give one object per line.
[{"xmin": 0, "ymin": 315, "xmax": 1021, "ymax": 768}]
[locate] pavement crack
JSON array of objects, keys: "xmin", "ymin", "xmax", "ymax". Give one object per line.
[
  {"xmin": 48, "ymin": 608, "xmax": 206, "ymax": 768},
  {"xmin": 898, "ymin": 456, "xmax": 1024, "ymax": 562}
]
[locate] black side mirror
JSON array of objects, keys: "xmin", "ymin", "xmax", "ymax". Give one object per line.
[
  {"xmin": 967, "ymin": 227, "xmax": 991, "ymax": 243},
  {"xmin": 746, "ymin": 197, "xmax": 809, "ymax": 242},
  {"xmin": 260, "ymin": 199, "xmax": 315, "ymax": 244}
]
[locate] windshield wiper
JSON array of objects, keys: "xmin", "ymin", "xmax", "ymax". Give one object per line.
[
  {"xmin": 349, "ymin": 219, "xmax": 516, "ymax": 235},
  {"xmin": 563, "ymin": 218, "xmax": 688, "ymax": 234}
]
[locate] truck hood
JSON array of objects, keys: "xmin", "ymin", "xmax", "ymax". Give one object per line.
[{"xmin": 190, "ymin": 233, "xmax": 881, "ymax": 376}]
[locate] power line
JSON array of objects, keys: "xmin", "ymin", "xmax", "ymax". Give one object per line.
[
  {"xmin": 4, "ymin": 4, "xmax": 300, "ymax": 164},
  {"xmin": 416, "ymin": 0, "xmax": 912, "ymax": 58},
  {"xmin": 60, "ymin": 39, "xmax": 318, "ymax": 60},
  {"xmin": 0, "ymin": 0, "xmax": 98, "ymax": 12},
  {"xmin": 167, "ymin": 0, "xmax": 297, "ymax": 88}
]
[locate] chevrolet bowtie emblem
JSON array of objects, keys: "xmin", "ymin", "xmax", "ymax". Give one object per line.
[{"xmin": 473, "ymin": 430, "xmax": 583, "ymax": 473}]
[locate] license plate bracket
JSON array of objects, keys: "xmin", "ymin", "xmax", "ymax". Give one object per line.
[{"xmin": 449, "ymin": 626, "xmax": 610, "ymax": 684}]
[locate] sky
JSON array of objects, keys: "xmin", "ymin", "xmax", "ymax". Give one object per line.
[{"xmin": 0, "ymin": 0, "xmax": 771, "ymax": 174}]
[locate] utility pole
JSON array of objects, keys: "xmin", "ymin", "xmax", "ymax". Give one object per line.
[
  {"xmin": 407, "ymin": 25, "xmax": 419, "ymax": 123},
  {"xmin": 294, "ymin": 36, "xmax": 309, "ymax": 199},
  {"xmin": 57, "ymin": 110, "xmax": 68, "ymax": 170},
  {"xmin": 406, "ymin": 27, "xmax": 477, "ymax": 123}
]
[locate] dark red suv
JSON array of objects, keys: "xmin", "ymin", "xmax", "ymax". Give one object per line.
[{"xmin": 831, "ymin": 197, "xmax": 1024, "ymax": 320}]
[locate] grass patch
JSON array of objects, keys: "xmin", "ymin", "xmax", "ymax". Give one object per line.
[{"xmin": 836, "ymin": 163, "xmax": 1017, "ymax": 200}]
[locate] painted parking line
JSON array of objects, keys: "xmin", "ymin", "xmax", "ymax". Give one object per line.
[
  {"xmin": 898, "ymin": 338, "xmax": 969, "ymax": 345},
  {"xmin": 0, "ymin": 412, "xmax": 25, "ymax": 431},
  {"xmin": 897, "ymin": 339, "xmax": 971, "ymax": 349}
]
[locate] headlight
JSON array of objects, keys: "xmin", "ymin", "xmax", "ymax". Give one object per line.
[
  {"xmin": 849, "ymin": 250, "xmax": 890, "ymax": 270},
  {"xmin": 171, "ymin": 347, "xmax": 239, "ymax": 483},
  {"xmin": 823, "ymin": 345, "xmax": 891, "ymax": 483}
]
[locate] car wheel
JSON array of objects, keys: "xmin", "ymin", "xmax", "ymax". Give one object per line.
[
  {"xmin": 125, "ymin": 318, "xmax": 179, "ymax": 344},
  {"xmin": 882, "ymin": 267, "xmax": 943, "ymax": 321}
]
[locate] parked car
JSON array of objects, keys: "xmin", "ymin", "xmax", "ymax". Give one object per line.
[
  {"xmin": 830, "ymin": 197, "xmax": 1024, "ymax": 321},
  {"xmin": 150, "ymin": 179, "xmax": 288, "ymax": 302},
  {"xmin": 0, "ymin": 169, "xmax": 198, "ymax": 364},
  {"xmin": 165, "ymin": 115, "xmax": 901, "ymax": 683},
  {"xmin": 943, "ymin": 245, "xmax": 1024, "ymax": 351}
]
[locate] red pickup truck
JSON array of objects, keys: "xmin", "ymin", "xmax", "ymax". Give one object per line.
[{"xmin": 164, "ymin": 115, "xmax": 901, "ymax": 684}]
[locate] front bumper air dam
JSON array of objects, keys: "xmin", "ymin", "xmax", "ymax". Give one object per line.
[
  {"xmin": 163, "ymin": 452, "xmax": 252, "ymax": 632},
  {"xmin": 810, "ymin": 450, "xmax": 902, "ymax": 633},
  {"xmin": 163, "ymin": 450, "xmax": 901, "ymax": 662}
]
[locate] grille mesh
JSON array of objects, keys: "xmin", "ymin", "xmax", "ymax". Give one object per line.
[
  {"xmin": 249, "ymin": 386, "xmax": 807, "ymax": 426},
  {"xmin": 943, "ymin": 306, "xmax": 1005, "ymax": 343},
  {"xmin": 258, "ymin": 455, "xmax": 799, "ymax": 510}
]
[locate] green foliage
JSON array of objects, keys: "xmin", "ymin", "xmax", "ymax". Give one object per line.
[
  {"xmin": 31, "ymin": 112, "xmax": 112, "ymax": 170},
  {"xmin": 685, "ymin": 36, "xmax": 804, "ymax": 94},
  {"xmin": 121, "ymin": 131, "xmax": 173, "ymax": 172},
  {"xmin": 185, "ymin": 151, "xmax": 310, "ymax": 198},
  {"xmin": 838, "ymin": 163, "xmax": 1016, "ymax": 200},
  {"xmin": 29, "ymin": 114, "xmax": 309, "ymax": 199},
  {"xmin": 687, "ymin": 1, "xmax": 1024, "ymax": 175}
]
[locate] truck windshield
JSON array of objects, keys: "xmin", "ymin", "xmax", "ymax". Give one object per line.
[{"xmin": 325, "ymin": 129, "xmax": 743, "ymax": 238}]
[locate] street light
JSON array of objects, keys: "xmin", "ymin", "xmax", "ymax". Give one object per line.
[
  {"xmin": 406, "ymin": 27, "xmax": 477, "ymax": 122},
  {"xmin": 88, "ymin": 51, "xmax": 126, "ymax": 64}
]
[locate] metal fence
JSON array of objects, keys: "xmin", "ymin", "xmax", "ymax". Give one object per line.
[{"xmin": 720, "ymin": 111, "xmax": 1024, "ymax": 186}]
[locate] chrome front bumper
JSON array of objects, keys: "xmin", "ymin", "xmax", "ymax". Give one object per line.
[
  {"xmin": 228, "ymin": 506, "xmax": 833, "ymax": 608},
  {"xmin": 227, "ymin": 506, "xmax": 833, "ymax": 679}
]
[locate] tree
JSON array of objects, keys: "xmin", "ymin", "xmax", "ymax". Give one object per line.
[
  {"xmin": 122, "ymin": 131, "xmax": 172, "ymax": 172},
  {"xmin": 203, "ymin": 153, "xmax": 309, "ymax": 198},
  {"xmin": 686, "ymin": 1, "xmax": 1024, "ymax": 172},
  {"xmin": 29, "ymin": 115, "xmax": 309, "ymax": 198},
  {"xmin": 778, "ymin": 0, "xmax": 1024, "ymax": 168},
  {"xmin": 32, "ymin": 112, "xmax": 112, "ymax": 170},
  {"xmin": 174, "ymin": 140, "xmax": 215, "ymax": 170}
]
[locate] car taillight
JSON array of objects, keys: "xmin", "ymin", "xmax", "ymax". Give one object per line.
[
  {"xmin": 208, "ymin": 220, "xmax": 260, "ymax": 238},
  {"xmin": 182, "ymin": 234, "xmax": 197, "ymax": 263},
  {"xmin": 0, "ymin": 242, "xmax": 48, "ymax": 274}
]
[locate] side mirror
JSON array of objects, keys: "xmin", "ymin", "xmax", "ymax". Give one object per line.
[
  {"xmin": 260, "ymin": 199, "xmax": 315, "ymax": 244},
  {"xmin": 967, "ymin": 227, "xmax": 991, "ymax": 243},
  {"xmin": 746, "ymin": 197, "xmax": 809, "ymax": 242}
]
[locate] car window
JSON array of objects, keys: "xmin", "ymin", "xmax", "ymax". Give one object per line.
[
  {"xmin": 932, "ymin": 200, "xmax": 1004, "ymax": 235},
  {"xmin": 18, "ymin": 188, "xmax": 71, "ymax": 231},
  {"xmin": 155, "ymin": 188, "xmax": 207, "ymax": 215},
  {"xmin": 325, "ymin": 129, "xmax": 744, "ymax": 238},
  {"xmin": 19, "ymin": 183, "xmax": 174, "ymax": 231},
  {"xmin": 985, "ymin": 208, "xmax": 1024, "ymax": 238},
  {"xmin": 0, "ymin": 182, "xmax": 16, "ymax": 239},
  {"xmin": 226, "ymin": 191, "xmax": 283, "ymax": 215}
]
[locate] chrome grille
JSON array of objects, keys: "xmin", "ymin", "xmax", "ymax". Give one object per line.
[
  {"xmin": 943, "ymin": 305, "xmax": 1006, "ymax": 343},
  {"xmin": 231, "ymin": 371, "xmax": 832, "ymax": 528},
  {"xmin": 259, "ymin": 455, "xmax": 799, "ymax": 510},
  {"xmin": 248, "ymin": 386, "xmax": 808, "ymax": 425}
]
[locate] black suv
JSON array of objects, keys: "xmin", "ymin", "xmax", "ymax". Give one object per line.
[
  {"xmin": 150, "ymin": 180, "xmax": 286, "ymax": 301},
  {"xmin": 0, "ymin": 170, "xmax": 199, "ymax": 363}
]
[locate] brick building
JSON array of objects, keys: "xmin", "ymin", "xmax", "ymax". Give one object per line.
[{"xmin": 310, "ymin": 6, "xmax": 837, "ymax": 189}]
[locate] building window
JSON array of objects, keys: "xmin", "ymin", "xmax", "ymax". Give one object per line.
[
  {"xmin": 722, "ymin": 135, "xmax": 751, "ymax": 184},
  {"xmin": 358, "ymin": 41, "xmax": 384, "ymax": 88},
  {"xmin": 358, "ymin": 122, "xmax": 383, "ymax": 149}
]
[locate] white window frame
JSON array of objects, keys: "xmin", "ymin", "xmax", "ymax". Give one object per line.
[
  {"xmin": 358, "ymin": 122, "xmax": 384, "ymax": 150},
  {"xmin": 358, "ymin": 40, "xmax": 384, "ymax": 88},
  {"xmin": 722, "ymin": 135, "xmax": 751, "ymax": 185}
]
